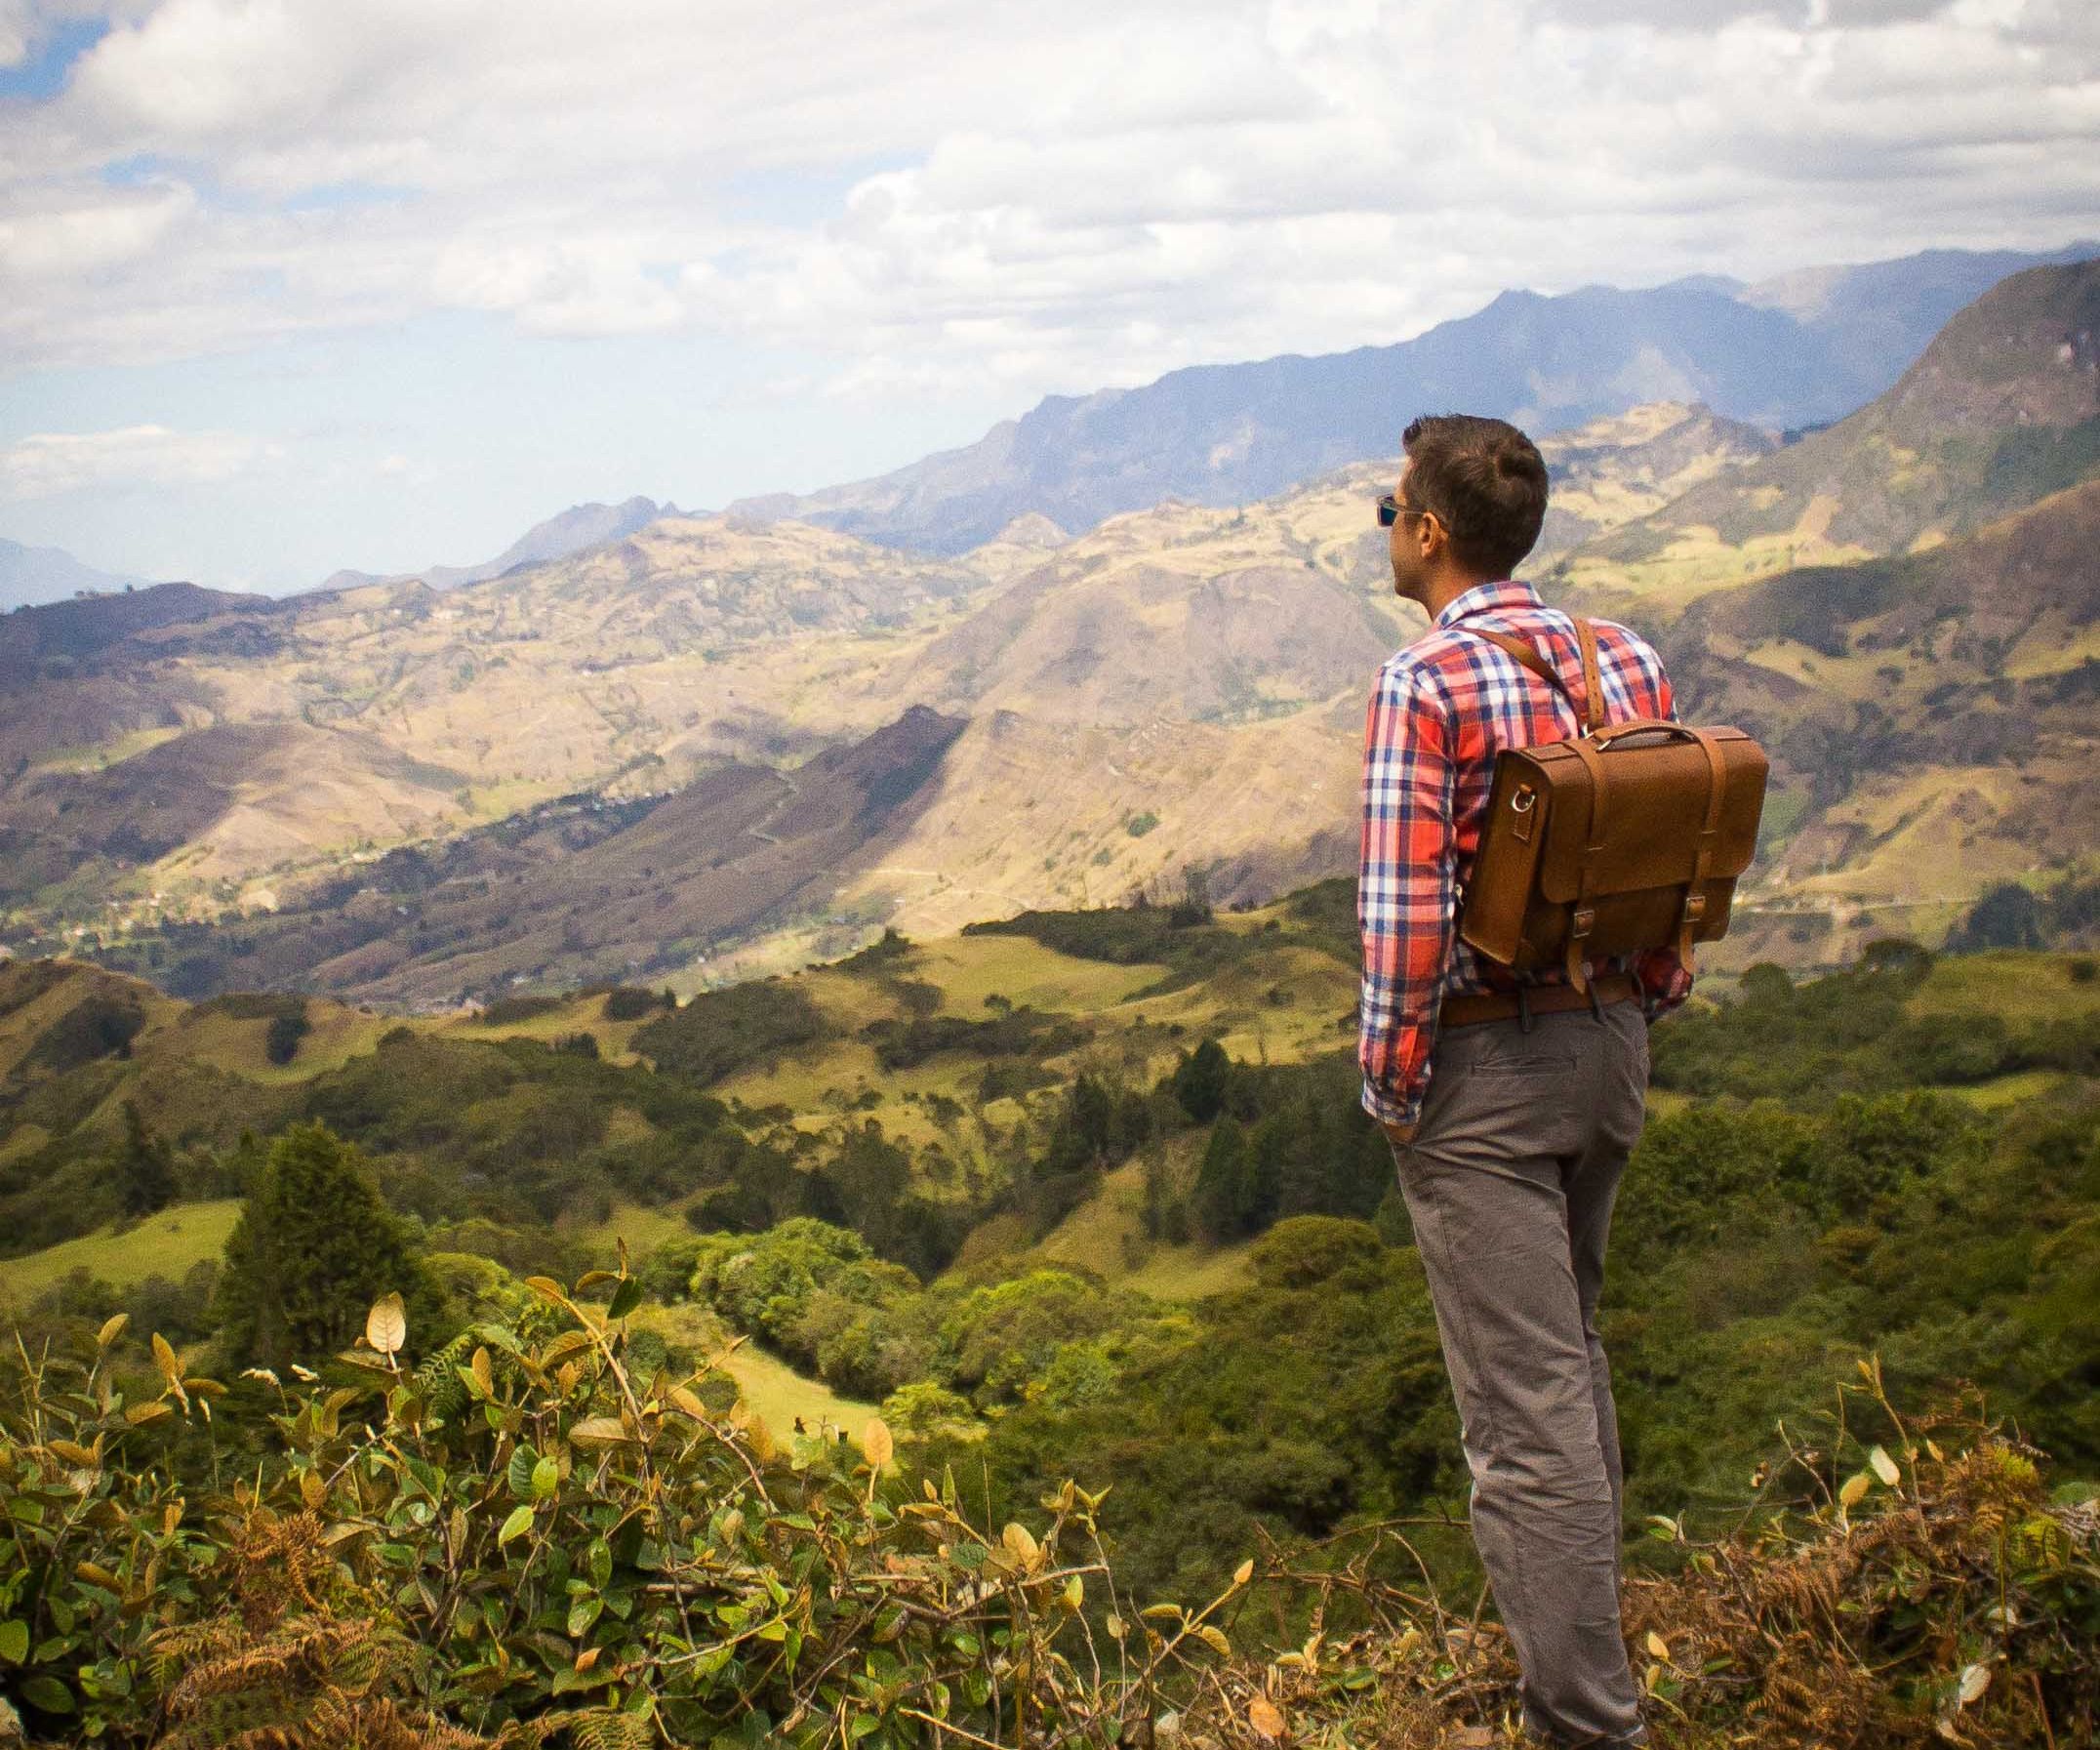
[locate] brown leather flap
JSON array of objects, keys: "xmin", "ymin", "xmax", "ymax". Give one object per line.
[{"xmin": 1521, "ymin": 725, "xmax": 1767, "ymax": 904}]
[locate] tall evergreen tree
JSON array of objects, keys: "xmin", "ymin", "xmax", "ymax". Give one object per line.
[
  {"xmin": 1192, "ymin": 1118, "xmax": 1252, "ymax": 1241},
  {"xmin": 1171, "ymin": 1039, "xmax": 1232, "ymax": 1122},
  {"xmin": 212, "ymin": 1122, "xmax": 431, "ymax": 1367},
  {"xmin": 113, "ymin": 1100, "xmax": 176, "ymax": 1218}
]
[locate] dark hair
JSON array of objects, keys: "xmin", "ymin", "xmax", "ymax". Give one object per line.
[{"xmin": 1400, "ymin": 414, "xmax": 1549, "ymax": 579}]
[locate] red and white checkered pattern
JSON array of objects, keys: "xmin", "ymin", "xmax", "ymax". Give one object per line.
[{"xmin": 1359, "ymin": 579, "xmax": 1694, "ymax": 1126}]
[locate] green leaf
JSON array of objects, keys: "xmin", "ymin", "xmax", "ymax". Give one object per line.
[
  {"xmin": 607, "ymin": 1278, "xmax": 644, "ymax": 1322},
  {"xmin": 507, "ymin": 1444, "xmax": 540, "ymax": 1501},
  {"xmin": 549, "ymin": 1663, "xmax": 616, "ymax": 1694},
  {"xmin": 21, "ymin": 1675, "xmax": 74, "ymax": 1715},
  {"xmin": 588, "ymin": 1537, "xmax": 613, "ymax": 1590},
  {"xmin": 532, "ymin": 1457, "xmax": 560, "ymax": 1500},
  {"xmin": 567, "ymin": 1597, "xmax": 603, "ymax": 1638},
  {"xmin": 498, "ymin": 1505, "xmax": 535, "ymax": 1547},
  {"xmin": 0, "ymin": 1620, "xmax": 26, "ymax": 1663}
]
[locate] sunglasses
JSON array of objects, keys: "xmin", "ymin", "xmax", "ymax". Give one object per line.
[{"xmin": 1377, "ymin": 493, "xmax": 1432, "ymax": 529}]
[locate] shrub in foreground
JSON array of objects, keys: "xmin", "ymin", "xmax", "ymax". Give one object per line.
[{"xmin": 0, "ymin": 1297, "xmax": 2093, "ymax": 1748}]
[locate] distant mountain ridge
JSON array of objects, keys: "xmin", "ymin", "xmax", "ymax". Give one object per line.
[
  {"xmin": 0, "ymin": 538, "xmax": 157, "ymax": 615},
  {"xmin": 317, "ymin": 494, "xmax": 684, "ymax": 594},
  {"xmin": 0, "ymin": 580, "xmax": 278, "ymax": 688},
  {"xmin": 1557, "ymin": 259, "xmax": 2100, "ymax": 611},
  {"xmin": 732, "ymin": 243, "xmax": 2096, "ymax": 555}
]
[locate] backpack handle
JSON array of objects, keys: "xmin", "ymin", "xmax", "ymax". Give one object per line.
[{"xmin": 1588, "ymin": 717, "xmax": 1696, "ymax": 748}]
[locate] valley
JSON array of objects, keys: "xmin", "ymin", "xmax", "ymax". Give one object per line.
[{"xmin": 2, "ymin": 262, "xmax": 2096, "ymax": 1015}]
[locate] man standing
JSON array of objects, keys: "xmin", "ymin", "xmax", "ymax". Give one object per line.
[{"xmin": 1358, "ymin": 414, "xmax": 1689, "ymax": 1749}]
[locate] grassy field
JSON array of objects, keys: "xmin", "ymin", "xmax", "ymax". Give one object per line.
[
  {"xmin": 176, "ymin": 999, "xmax": 398, "ymax": 1084},
  {"xmin": 28, "ymin": 724, "xmax": 185, "ymax": 777},
  {"xmin": 1908, "ymin": 950, "xmax": 2100, "ymax": 1025},
  {"xmin": 1947, "ymin": 1070, "xmax": 2075, "ymax": 1111},
  {"xmin": 636, "ymin": 1302, "xmax": 876, "ymax": 1444},
  {"xmin": 708, "ymin": 932, "xmax": 1187, "ymax": 1150},
  {"xmin": 1562, "ymin": 518, "xmax": 1878, "ymax": 616},
  {"xmin": 0, "ymin": 1201, "xmax": 241, "ymax": 1303},
  {"xmin": 1024, "ymin": 1152, "xmax": 1256, "ymax": 1301},
  {"xmin": 0, "ymin": 962, "xmax": 172, "ymax": 1080},
  {"xmin": 566, "ymin": 1199, "xmax": 696, "ymax": 1262},
  {"xmin": 439, "ymin": 992, "xmax": 663, "ymax": 1065},
  {"xmin": 906, "ymin": 936, "xmax": 1167, "ymax": 1017}
]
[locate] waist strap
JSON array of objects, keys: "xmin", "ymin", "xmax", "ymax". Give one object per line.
[{"xmin": 1439, "ymin": 972, "xmax": 1639, "ymax": 1030}]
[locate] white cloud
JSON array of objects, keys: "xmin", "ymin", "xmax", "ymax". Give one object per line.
[
  {"xmin": 0, "ymin": 0, "xmax": 2091, "ymax": 397},
  {"xmin": 0, "ymin": 3, "xmax": 29, "ymax": 63},
  {"xmin": 0, "ymin": 179, "xmax": 195, "ymax": 276},
  {"xmin": 0, "ymin": 424, "xmax": 263, "ymax": 499}
]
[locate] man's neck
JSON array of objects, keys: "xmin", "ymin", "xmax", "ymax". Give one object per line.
[{"xmin": 1416, "ymin": 570, "xmax": 1505, "ymax": 624}]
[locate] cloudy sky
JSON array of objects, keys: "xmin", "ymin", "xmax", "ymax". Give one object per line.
[{"xmin": 1, "ymin": 0, "xmax": 2095, "ymax": 590}]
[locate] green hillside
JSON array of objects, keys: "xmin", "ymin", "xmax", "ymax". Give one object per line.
[{"xmin": 0, "ymin": 878, "xmax": 2095, "ymax": 1743}]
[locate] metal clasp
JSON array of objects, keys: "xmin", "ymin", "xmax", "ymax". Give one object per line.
[{"xmin": 1511, "ymin": 784, "xmax": 1539, "ymax": 844}]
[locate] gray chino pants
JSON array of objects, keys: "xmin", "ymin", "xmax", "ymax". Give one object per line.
[{"xmin": 1389, "ymin": 999, "xmax": 1650, "ymax": 1748}]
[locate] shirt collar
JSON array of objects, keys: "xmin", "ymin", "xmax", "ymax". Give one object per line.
[{"xmin": 1434, "ymin": 579, "xmax": 1545, "ymax": 630}]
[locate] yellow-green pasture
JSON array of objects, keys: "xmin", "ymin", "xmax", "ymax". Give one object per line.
[
  {"xmin": 709, "ymin": 925, "xmax": 1355, "ymax": 1158},
  {"xmin": 1908, "ymin": 950, "xmax": 2100, "ymax": 1026},
  {"xmin": 1560, "ymin": 519, "xmax": 1877, "ymax": 618},
  {"xmin": 0, "ymin": 1201, "xmax": 242, "ymax": 1304},
  {"xmin": 174, "ymin": 999, "xmax": 396, "ymax": 1084},
  {"xmin": 0, "ymin": 960, "xmax": 177, "ymax": 1081},
  {"xmin": 1944, "ymin": 1071, "xmax": 2076, "ymax": 1112},
  {"xmin": 437, "ymin": 990, "xmax": 668, "ymax": 1065},
  {"xmin": 565, "ymin": 1199, "xmax": 696, "ymax": 1263},
  {"xmin": 635, "ymin": 1302, "xmax": 875, "ymax": 1445},
  {"xmin": 904, "ymin": 936, "xmax": 1167, "ymax": 1018},
  {"xmin": 28, "ymin": 724, "xmax": 185, "ymax": 777},
  {"xmin": 1026, "ymin": 1152, "xmax": 1255, "ymax": 1303}
]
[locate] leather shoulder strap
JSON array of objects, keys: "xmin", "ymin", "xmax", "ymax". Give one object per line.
[
  {"xmin": 1575, "ymin": 617, "xmax": 1604, "ymax": 734},
  {"xmin": 1464, "ymin": 627, "xmax": 1571, "ymax": 698},
  {"xmin": 1462, "ymin": 623, "xmax": 1602, "ymax": 732}
]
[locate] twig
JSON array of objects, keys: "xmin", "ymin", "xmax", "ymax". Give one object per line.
[
  {"xmin": 900, "ymin": 1708, "xmax": 1007, "ymax": 1748},
  {"xmin": 2030, "ymin": 1669, "xmax": 2057, "ymax": 1750}
]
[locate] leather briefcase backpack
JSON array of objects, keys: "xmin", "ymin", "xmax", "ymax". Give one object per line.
[{"xmin": 1457, "ymin": 617, "xmax": 1768, "ymax": 991}]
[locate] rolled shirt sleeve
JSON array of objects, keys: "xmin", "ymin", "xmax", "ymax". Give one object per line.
[{"xmin": 1357, "ymin": 658, "xmax": 1459, "ymax": 1126}]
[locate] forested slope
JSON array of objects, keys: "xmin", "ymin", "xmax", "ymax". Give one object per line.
[{"xmin": 2, "ymin": 877, "xmax": 2096, "ymax": 1741}]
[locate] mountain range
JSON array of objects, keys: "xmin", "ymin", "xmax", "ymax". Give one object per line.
[
  {"xmin": 3, "ymin": 244, "xmax": 2080, "ymax": 616},
  {"xmin": 1558, "ymin": 261, "xmax": 2100, "ymax": 613},
  {"xmin": 1, "ymin": 253, "xmax": 2095, "ymax": 1006},
  {"xmin": 729, "ymin": 243, "xmax": 2097, "ymax": 555}
]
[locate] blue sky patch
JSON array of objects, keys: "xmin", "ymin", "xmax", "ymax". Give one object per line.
[{"xmin": 0, "ymin": 19, "xmax": 110, "ymax": 102}]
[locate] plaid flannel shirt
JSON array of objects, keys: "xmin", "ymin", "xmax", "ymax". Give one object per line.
[{"xmin": 1358, "ymin": 579, "xmax": 1694, "ymax": 1128}]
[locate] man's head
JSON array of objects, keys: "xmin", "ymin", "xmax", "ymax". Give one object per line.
[{"xmin": 1387, "ymin": 414, "xmax": 1549, "ymax": 612}]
